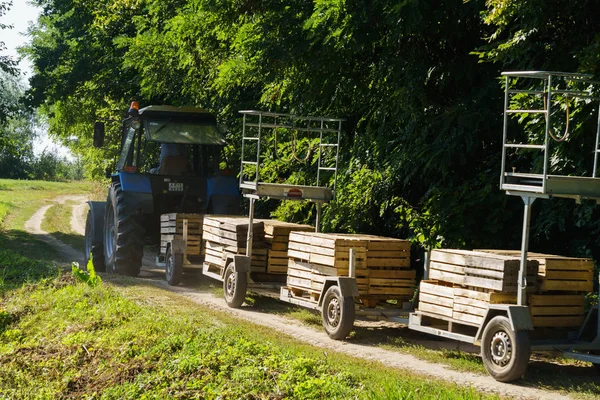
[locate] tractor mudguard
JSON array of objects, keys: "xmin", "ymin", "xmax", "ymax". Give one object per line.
[
  {"xmin": 207, "ymin": 176, "xmax": 240, "ymax": 214},
  {"xmin": 112, "ymin": 172, "xmax": 154, "ymax": 214}
]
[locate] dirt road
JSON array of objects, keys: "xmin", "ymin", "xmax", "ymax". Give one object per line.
[{"xmin": 23, "ymin": 196, "xmax": 589, "ymax": 400}]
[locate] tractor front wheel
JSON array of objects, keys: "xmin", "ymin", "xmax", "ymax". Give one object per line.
[
  {"xmin": 103, "ymin": 183, "xmax": 144, "ymax": 276},
  {"xmin": 84, "ymin": 209, "xmax": 105, "ymax": 272}
]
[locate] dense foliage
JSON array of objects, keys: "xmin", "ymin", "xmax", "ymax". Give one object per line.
[{"xmin": 21, "ymin": 0, "xmax": 600, "ymax": 264}]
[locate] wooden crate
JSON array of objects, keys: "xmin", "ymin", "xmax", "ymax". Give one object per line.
[
  {"xmin": 418, "ymin": 279, "xmax": 585, "ymax": 329},
  {"xmin": 429, "ymin": 249, "xmax": 538, "ymax": 292},
  {"xmin": 418, "ymin": 280, "xmax": 454, "ymax": 318},
  {"xmin": 160, "ymin": 213, "xmax": 204, "ymax": 255},
  {"xmin": 529, "ymin": 294, "xmax": 585, "ymax": 327},
  {"xmin": 287, "ymin": 232, "xmax": 416, "ymax": 300},
  {"xmin": 477, "ymin": 250, "xmax": 594, "ymax": 293},
  {"xmin": 261, "ymin": 220, "xmax": 313, "ymax": 274},
  {"xmin": 202, "ymin": 216, "xmax": 267, "ymax": 273}
]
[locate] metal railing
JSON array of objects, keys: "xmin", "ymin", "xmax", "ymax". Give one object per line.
[
  {"xmin": 238, "ymin": 110, "xmax": 344, "ymax": 196},
  {"xmin": 500, "ymin": 71, "xmax": 600, "ymax": 193}
]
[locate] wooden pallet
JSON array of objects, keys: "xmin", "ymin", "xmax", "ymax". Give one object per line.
[
  {"xmin": 160, "ymin": 213, "xmax": 204, "ymax": 255},
  {"xmin": 429, "ymin": 249, "xmax": 538, "ymax": 292},
  {"xmin": 477, "ymin": 250, "xmax": 594, "ymax": 293}
]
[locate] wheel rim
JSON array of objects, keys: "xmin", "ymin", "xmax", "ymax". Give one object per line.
[
  {"xmin": 225, "ymin": 268, "xmax": 236, "ymax": 299},
  {"xmin": 490, "ymin": 331, "xmax": 512, "ymax": 367},
  {"xmin": 326, "ymin": 297, "xmax": 341, "ymax": 328}
]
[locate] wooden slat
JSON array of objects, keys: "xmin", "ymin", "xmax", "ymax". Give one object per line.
[
  {"xmin": 541, "ymin": 280, "xmax": 593, "ymax": 292},
  {"xmin": 419, "ymin": 293, "xmax": 453, "ymax": 308},
  {"xmin": 529, "ymin": 294, "xmax": 585, "ymax": 307},
  {"xmin": 453, "ymin": 311, "xmax": 484, "ymax": 325},
  {"xmin": 419, "ymin": 302, "xmax": 453, "ymax": 317},
  {"xmin": 532, "ymin": 316, "xmax": 584, "ymax": 327},
  {"xmin": 530, "ymin": 306, "xmax": 584, "ymax": 316},
  {"xmin": 420, "ymin": 280, "xmax": 454, "ymax": 298}
]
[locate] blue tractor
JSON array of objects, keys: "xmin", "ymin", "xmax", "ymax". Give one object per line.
[{"xmin": 84, "ymin": 103, "xmax": 240, "ymax": 278}]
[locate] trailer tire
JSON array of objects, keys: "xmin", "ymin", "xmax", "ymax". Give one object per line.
[
  {"xmin": 321, "ymin": 285, "xmax": 355, "ymax": 340},
  {"xmin": 223, "ymin": 262, "xmax": 247, "ymax": 308},
  {"xmin": 104, "ymin": 183, "xmax": 144, "ymax": 276},
  {"xmin": 84, "ymin": 209, "xmax": 105, "ymax": 272},
  {"xmin": 481, "ymin": 315, "xmax": 530, "ymax": 382},
  {"xmin": 165, "ymin": 247, "xmax": 183, "ymax": 286}
]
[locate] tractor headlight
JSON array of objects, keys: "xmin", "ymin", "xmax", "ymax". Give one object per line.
[{"xmin": 131, "ymin": 119, "xmax": 141, "ymax": 130}]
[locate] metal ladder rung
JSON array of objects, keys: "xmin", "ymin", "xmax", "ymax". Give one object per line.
[
  {"xmin": 243, "ymin": 137, "xmax": 260, "ymax": 141},
  {"xmin": 319, "ymin": 143, "xmax": 338, "ymax": 147},
  {"xmin": 319, "ymin": 167, "xmax": 336, "ymax": 171},
  {"xmin": 504, "ymin": 144, "xmax": 545, "ymax": 150},
  {"xmin": 242, "ymin": 161, "xmax": 258, "ymax": 165},
  {"xmin": 508, "ymin": 89, "xmax": 545, "ymax": 95},
  {"xmin": 505, "ymin": 109, "xmax": 548, "ymax": 114}
]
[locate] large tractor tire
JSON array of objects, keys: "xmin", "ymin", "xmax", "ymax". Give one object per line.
[
  {"xmin": 103, "ymin": 183, "xmax": 144, "ymax": 276},
  {"xmin": 481, "ymin": 315, "xmax": 530, "ymax": 382},
  {"xmin": 84, "ymin": 209, "xmax": 105, "ymax": 272}
]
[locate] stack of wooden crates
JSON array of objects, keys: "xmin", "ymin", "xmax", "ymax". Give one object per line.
[
  {"xmin": 286, "ymin": 232, "xmax": 415, "ymax": 305},
  {"xmin": 262, "ymin": 220, "xmax": 314, "ymax": 274},
  {"xmin": 202, "ymin": 216, "xmax": 268, "ymax": 274},
  {"xmin": 201, "ymin": 216, "xmax": 315, "ymax": 277},
  {"xmin": 418, "ymin": 249, "xmax": 594, "ymax": 328},
  {"xmin": 160, "ymin": 213, "xmax": 204, "ymax": 256}
]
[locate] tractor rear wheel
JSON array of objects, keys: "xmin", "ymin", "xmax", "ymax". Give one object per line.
[
  {"xmin": 103, "ymin": 183, "xmax": 144, "ymax": 276},
  {"xmin": 84, "ymin": 209, "xmax": 105, "ymax": 272}
]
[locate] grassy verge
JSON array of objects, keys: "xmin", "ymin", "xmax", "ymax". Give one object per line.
[
  {"xmin": 0, "ymin": 179, "xmax": 93, "ymax": 262},
  {"xmin": 41, "ymin": 200, "xmax": 85, "ymax": 252},
  {"xmin": 237, "ymin": 291, "xmax": 600, "ymax": 399},
  {"xmin": 0, "ymin": 272, "xmax": 496, "ymax": 399}
]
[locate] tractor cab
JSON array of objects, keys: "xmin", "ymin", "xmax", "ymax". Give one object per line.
[{"xmin": 87, "ymin": 104, "xmax": 240, "ymax": 276}]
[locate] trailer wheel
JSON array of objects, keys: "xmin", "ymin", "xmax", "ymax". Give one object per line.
[
  {"xmin": 165, "ymin": 247, "xmax": 183, "ymax": 286},
  {"xmin": 223, "ymin": 262, "xmax": 247, "ymax": 308},
  {"xmin": 481, "ymin": 315, "xmax": 530, "ymax": 382},
  {"xmin": 321, "ymin": 285, "xmax": 355, "ymax": 340},
  {"xmin": 104, "ymin": 183, "xmax": 144, "ymax": 276},
  {"xmin": 84, "ymin": 209, "xmax": 105, "ymax": 272}
]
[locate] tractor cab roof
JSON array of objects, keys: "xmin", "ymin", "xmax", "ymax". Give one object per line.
[{"xmin": 138, "ymin": 105, "xmax": 225, "ymax": 145}]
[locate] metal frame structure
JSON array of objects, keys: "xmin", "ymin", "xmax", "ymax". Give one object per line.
[
  {"xmin": 500, "ymin": 71, "xmax": 600, "ymax": 200},
  {"xmin": 408, "ymin": 71, "xmax": 600, "ymax": 379},
  {"xmin": 238, "ymin": 110, "xmax": 344, "ymax": 260}
]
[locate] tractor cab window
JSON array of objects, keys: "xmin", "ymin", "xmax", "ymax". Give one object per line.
[{"xmin": 144, "ymin": 119, "xmax": 225, "ymax": 145}]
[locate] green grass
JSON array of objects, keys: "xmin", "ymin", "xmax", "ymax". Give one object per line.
[
  {"xmin": 0, "ymin": 179, "xmax": 93, "ymax": 262},
  {"xmin": 41, "ymin": 201, "xmax": 85, "ymax": 252},
  {"xmin": 0, "ymin": 274, "xmax": 497, "ymax": 399}
]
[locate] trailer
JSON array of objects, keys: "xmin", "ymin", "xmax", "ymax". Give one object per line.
[
  {"xmin": 161, "ymin": 72, "xmax": 600, "ymax": 383},
  {"xmin": 408, "ymin": 71, "xmax": 600, "ymax": 382}
]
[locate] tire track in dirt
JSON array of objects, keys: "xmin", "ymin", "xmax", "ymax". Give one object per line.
[{"xmin": 24, "ymin": 195, "xmax": 88, "ymax": 265}]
